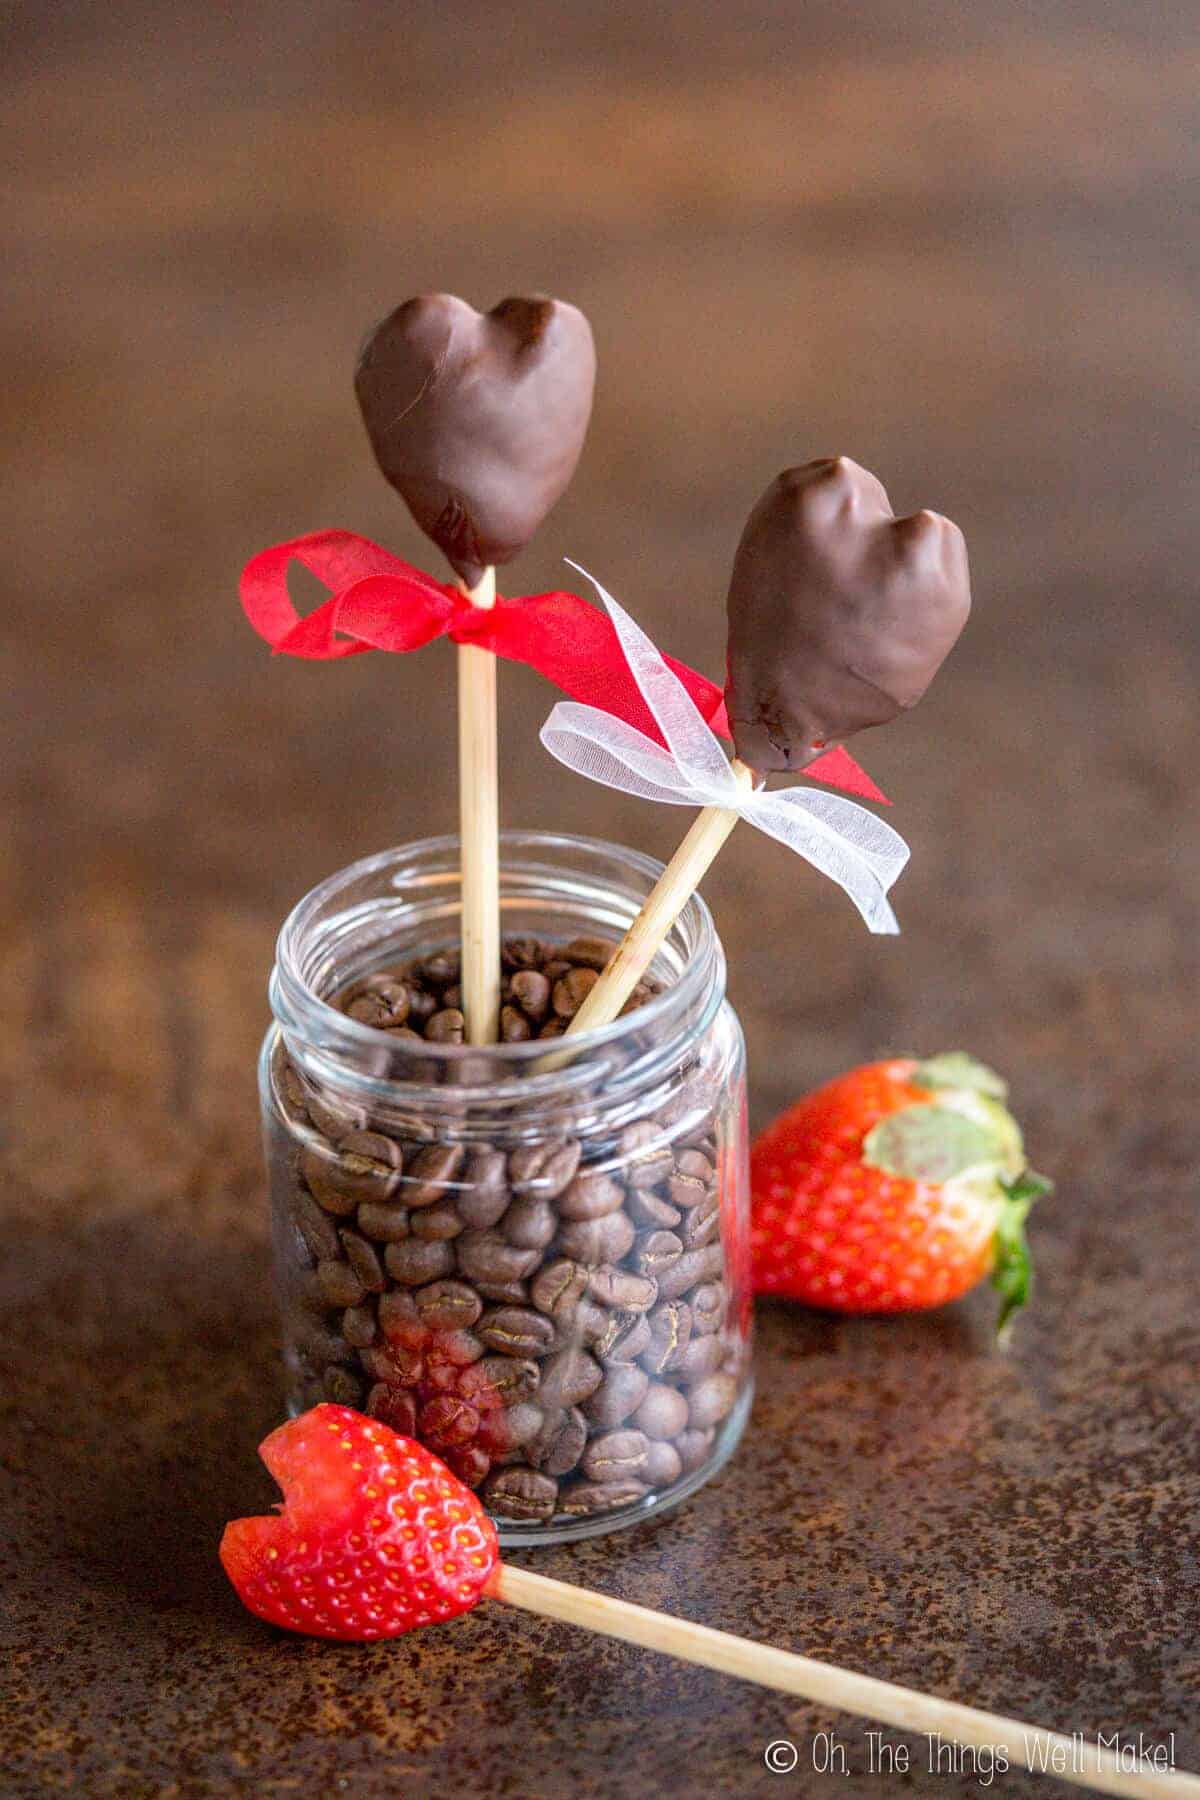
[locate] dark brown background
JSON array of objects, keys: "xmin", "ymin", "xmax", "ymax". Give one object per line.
[{"xmin": 3, "ymin": 3, "xmax": 1197, "ymax": 1795}]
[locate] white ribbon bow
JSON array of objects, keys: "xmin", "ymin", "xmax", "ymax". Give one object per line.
[{"xmin": 539, "ymin": 564, "xmax": 910, "ymax": 934}]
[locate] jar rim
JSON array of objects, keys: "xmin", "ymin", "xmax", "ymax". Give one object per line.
[{"xmin": 270, "ymin": 830, "xmax": 723, "ymax": 1105}]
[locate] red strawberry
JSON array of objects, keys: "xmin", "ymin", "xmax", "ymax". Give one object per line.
[
  {"xmin": 220, "ymin": 1404, "xmax": 498, "ymax": 1640},
  {"xmin": 751, "ymin": 1052, "xmax": 1050, "ymax": 1333}
]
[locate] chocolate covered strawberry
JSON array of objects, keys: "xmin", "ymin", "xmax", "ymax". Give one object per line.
[
  {"xmin": 751, "ymin": 1053, "xmax": 1049, "ymax": 1333},
  {"xmin": 220, "ymin": 1405, "xmax": 497, "ymax": 1640}
]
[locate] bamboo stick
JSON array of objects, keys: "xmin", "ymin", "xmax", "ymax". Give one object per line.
[{"xmin": 456, "ymin": 566, "xmax": 500, "ymax": 1046}]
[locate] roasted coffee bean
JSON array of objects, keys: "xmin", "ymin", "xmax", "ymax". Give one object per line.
[
  {"xmin": 420, "ymin": 949, "xmax": 460, "ymax": 986},
  {"xmin": 628, "ymin": 1187, "xmax": 682, "ymax": 1230},
  {"xmin": 316, "ymin": 1258, "xmax": 367, "ymax": 1309},
  {"xmin": 413, "ymin": 1279, "xmax": 483, "ymax": 1331},
  {"xmin": 551, "ymin": 967, "xmax": 599, "ymax": 1018},
  {"xmin": 290, "ymin": 1188, "xmax": 342, "ymax": 1261},
  {"xmin": 572, "ymin": 1298, "xmax": 611, "ymax": 1346},
  {"xmin": 558, "ymin": 936, "xmax": 612, "ymax": 971},
  {"xmin": 619, "ymin": 1121, "xmax": 675, "ymax": 1190},
  {"xmin": 323, "ymin": 1366, "xmax": 364, "ymax": 1407},
  {"xmin": 342, "ymin": 1302, "xmax": 379, "ymax": 1348},
  {"xmin": 409, "ymin": 1198, "xmax": 465, "ymax": 1241},
  {"xmin": 478, "ymin": 1400, "xmax": 543, "ymax": 1454},
  {"xmin": 673, "ymin": 1333, "xmax": 725, "ymax": 1382},
  {"xmin": 642, "ymin": 1300, "xmax": 692, "ymax": 1374},
  {"xmin": 633, "ymin": 1230, "xmax": 683, "ymax": 1280},
  {"xmin": 557, "ymin": 1479, "xmax": 648, "ymax": 1517},
  {"xmin": 537, "ymin": 1017, "xmax": 566, "ymax": 1039},
  {"xmin": 633, "ymin": 1382, "xmax": 690, "ymax": 1441},
  {"xmin": 384, "ymin": 1237, "xmax": 455, "ymax": 1286},
  {"xmin": 366, "ymin": 1383, "xmax": 417, "ymax": 1435},
  {"xmin": 404, "ymin": 1142, "xmax": 466, "ymax": 1208},
  {"xmin": 444, "ymin": 1443, "xmax": 491, "ymax": 1489},
  {"xmin": 346, "ymin": 980, "xmax": 410, "ymax": 1029},
  {"xmin": 583, "ymin": 1364, "xmax": 649, "ymax": 1428},
  {"xmin": 441, "ymin": 983, "xmax": 464, "ymax": 1010},
  {"xmin": 538, "ymin": 1345, "xmax": 603, "ymax": 1410},
  {"xmin": 377, "ymin": 1288, "xmax": 419, "ymax": 1338},
  {"xmin": 681, "ymin": 1188, "xmax": 721, "ymax": 1250},
  {"xmin": 418, "ymin": 1395, "xmax": 480, "ymax": 1449},
  {"xmin": 339, "ymin": 1228, "xmax": 385, "ymax": 1292},
  {"xmin": 303, "ymin": 1086, "xmax": 370, "ymax": 1142},
  {"xmin": 457, "ymin": 1232, "xmax": 541, "ymax": 1289},
  {"xmin": 542, "ymin": 959, "xmax": 572, "ymax": 981},
  {"xmin": 687, "ymin": 1372, "xmax": 738, "ymax": 1429},
  {"xmin": 356, "ymin": 1199, "xmax": 411, "ymax": 1243},
  {"xmin": 483, "ymin": 1466, "xmax": 558, "ymax": 1523},
  {"xmin": 360, "ymin": 1340, "xmax": 423, "ymax": 1386},
  {"xmin": 458, "ymin": 1147, "xmax": 510, "ymax": 1230},
  {"xmin": 558, "ymin": 1170, "xmax": 624, "ymax": 1221},
  {"xmin": 425, "ymin": 1007, "xmax": 465, "ymax": 1043},
  {"xmin": 655, "ymin": 1246, "xmax": 718, "ymax": 1302},
  {"xmin": 499, "ymin": 1004, "xmax": 533, "ymax": 1042},
  {"xmin": 530, "ymin": 1258, "xmax": 589, "ymax": 1318},
  {"xmin": 509, "ymin": 968, "xmax": 551, "ymax": 1019},
  {"xmin": 509, "ymin": 1138, "xmax": 582, "ymax": 1198},
  {"xmin": 690, "ymin": 1282, "xmax": 725, "ymax": 1334},
  {"xmin": 587, "ymin": 1265, "xmax": 658, "ymax": 1312},
  {"xmin": 592, "ymin": 1310, "xmax": 653, "ymax": 1365},
  {"xmin": 642, "ymin": 1439, "xmax": 683, "ymax": 1486},
  {"xmin": 405, "ymin": 986, "xmax": 437, "ymax": 1026},
  {"xmin": 675, "ymin": 1427, "xmax": 714, "ymax": 1474},
  {"xmin": 557, "ymin": 1210, "xmax": 636, "ymax": 1266},
  {"xmin": 501, "ymin": 935, "xmax": 543, "ymax": 971},
  {"xmin": 424, "ymin": 1327, "xmax": 483, "ymax": 1370},
  {"xmin": 477, "ymin": 1306, "xmax": 556, "ymax": 1358},
  {"xmin": 502, "ymin": 1194, "xmax": 557, "ymax": 1251},
  {"xmin": 528, "ymin": 1406, "xmax": 588, "ymax": 1477},
  {"xmin": 581, "ymin": 1429, "xmax": 649, "ymax": 1481},
  {"xmin": 302, "ymin": 1129, "xmax": 403, "ymax": 1214},
  {"xmin": 461, "ymin": 1355, "xmax": 540, "ymax": 1407}
]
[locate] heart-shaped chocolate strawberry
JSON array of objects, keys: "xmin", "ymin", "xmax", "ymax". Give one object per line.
[
  {"xmin": 355, "ymin": 293, "xmax": 596, "ymax": 586},
  {"xmin": 725, "ymin": 457, "xmax": 971, "ymax": 772}
]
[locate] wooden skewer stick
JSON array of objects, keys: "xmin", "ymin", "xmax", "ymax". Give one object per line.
[
  {"xmin": 487, "ymin": 1564, "xmax": 1197, "ymax": 1799},
  {"xmin": 562, "ymin": 759, "xmax": 756, "ymax": 1041},
  {"xmin": 457, "ymin": 566, "xmax": 501, "ymax": 1046}
]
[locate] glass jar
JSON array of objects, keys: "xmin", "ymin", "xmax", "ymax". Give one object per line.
[{"xmin": 260, "ymin": 831, "xmax": 752, "ymax": 1545}]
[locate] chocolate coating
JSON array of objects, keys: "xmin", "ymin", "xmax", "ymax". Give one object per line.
[
  {"xmin": 355, "ymin": 293, "xmax": 596, "ymax": 585},
  {"xmin": 724, "ymin": 457, "xmax": 971, "ymax": 772}
]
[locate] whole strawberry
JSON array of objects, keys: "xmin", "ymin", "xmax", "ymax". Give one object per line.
[
  {"xmin": 220, "ymin": 1405, "xmax": 498, "ymax": 1640},
  {"xmin": 751, "ymin": 1053, "xmax": 1049, "ymax": 1333}
]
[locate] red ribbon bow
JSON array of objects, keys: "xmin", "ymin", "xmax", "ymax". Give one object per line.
[{"xmin": 239, "ymin": 530, "xmax": 888, "ymax": 804}]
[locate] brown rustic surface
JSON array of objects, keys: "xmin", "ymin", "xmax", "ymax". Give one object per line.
[{"xmin": 2, "ymin": 4, "xmax": 1198, "ymax": 1795}]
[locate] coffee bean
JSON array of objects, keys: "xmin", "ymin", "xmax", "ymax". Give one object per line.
[
  {"xmin": 675, "ymin": 1427, "xmax": 715, "ymax": 1474},
  {"xmin": 339, "ymin": 1228, "xmax": 385, "ymax": 1292},
  {"xmin": 377, "ymin": 1288, "xmax": 419, "ymax": 1338},
  {"xmin": 583, "ymin": 1364, "xmax": 649, "ymax": 1428},
  {"xmin": 619, "ymin": 1122, "xmax": 675, "ymax": 1190},
  {"xmin": 538, "ymin": 1346, "xmax": 603, "ymax": 1410},
  {"xmin": 687, "ymin": 1372, "xmax": 738, "ymax": 1429},
  {"xmin": 360, "ymin": 1340, "xmax": 423, "ymax": 1386},
  {"xmin": 384, "ymin": 1237, "xmax": 455, "ymax": 1286},
  {"xmin": 542, "ymin": 959, "xmax": 571, "ymax": 981},
  {"xmin": 483, "ymin": 1466, "xmax": 558, "ymax": 1523},
  {"xmin": 556, "ymin": 1479, "xmax": 648, "ymax": 1517},
  {"xmin": 404, "ymin": 1142, "xmax": 466, "ymax": 1208},
  {"xmin": 503, "ymin": 1195, "xmax": 557, "ymax": 1251},
  {"xmin": 366, "ymin": 1383, "xmax": 417, "ymax": 1435},
  {"xmin": 323, "ymin": 1366, "xmax": 364, "ymax": 1407},
  {"xmin": 673, "ymin": 1333, "xmax": 725, "ymax": 1382},
  {"xmin": 426, "ymin": 1008, "xmax": 465, "ymax": 1043},
  {"xmin": 458, "ymin": 1147, "xmax": 510, "ymax": 1230},
  {"xmin": 405, "ymin": 986, "xmax": 437, "ymax": 1026},
  {"xmin": 642, "ymin": 1300, "xmax": 692, "ymax": 1375},
  {"xmin": 356, "ymin": 1199, "xmax": 411, "ymax": 1243},
  {"xmin": 296, "ymin": 1322, "xmax": 355, "ymax": 1366},
  {"xmin": 342, "ymin": 1302, "xmax": 379, "ymax": 1348},
  {"xmin": 457, "ymin": 1233, "xmax": 541, "ymax": 1290},
  {"xmin": 409, "ymin": 1200, "xmax": 465, "ymax": 1241},
  {"xmin": 510, "ymin": 1139, "xmax": 582, "ymax": 1198},
  {"xmin": 303, "ymin": 1086, "xmax": 370, "ymax": 1142},
  {"xmin": 690, "ymin": 1283, "xmax": 725, "ymax": 1335},
  {"xmin": 302, "ymin": 1128, "xmax": 403, "ymax": 1214},
  {"xmin": 413, "ymin": 1279, "xmax": 483, "ymax": 1331},
  {"xmin": 581, "ymin": 1429, "xmax": 649, "ymax": 1481},
  {"xmin": 499, "ymin": 1004, "xmax": 533, "ymax": 1042},
  {"xmin": 290, "ymin": 1189, "xmax": 342, "ymax": 1261},
  {"xmin": 346, "ymin": 979, "xmax": 410, "ymax": 1029},
  {"xmin": 655, "ymin": 1246, "xmax": 717, "ymax": 1302},
  {"xmin": 628, "ymin": 1187, "xmax": 682, "ymax": 1229},
  {"xmin": 633, "ymin": 1382, "xmax": 689, "ymax": 1441},
  {"xmin": 418, "ymin": 1394, "xmax": 480, "ymax": 1449},
  {"xmin": 558, "ymin": 1170, "xmax": 624, "ymax": 1221},
  {"xmin": 460, "ymin": 1355, "xmax": 540, "ymax": 1407},
  {"xmin": 501, "ymin": 936, "xmax": 543, "ymax": 971},
  {"xmin": 528, "ymin": 1406, "xmax": 588, "ymax": 1477},
  {"xmin": 557, "ymin": 1210, "xmax": 636, "ymax": 1266},
  {"xmin": 633, "ymin": 1230, "xmax": 683, "ymax": 1280},
  {"xmin": 316, "ymin": 1259, "xmax": 367, "ymax": 1309},
  {"xmin": 552, "ymin": 967, "xmax": 599, "ymax": 1017},
  {"xmin": 642, "ymin": 1439, "xmax": 683, "ymax": 1486},
  {"xmin": 587, "ymin": 1265, "xmax": 659, "ymax": 1312},
  {"xmin": 530, "ymin": 1258, "xmax": 589, "ymax": 1318},
  {"xmin": 478, "ymin": 1401, "xmax": 544, "ymax": 1454},
  {"xmin": 537, "ymin": 1017, "xmax": 566, "ymax": 1039},
  {"xmin": 592, "ymin": 1310, "xmax": 653, "ymax": 1365},
  {"xmin": 477, "ymin": 1306, "xmax": 556, "ymax": 1358},
  {"xmin": 509, "ymin": 968, "xmax": 551, "ymax": 1019},
  {"xmin": 556, "ymin": 936, "xmax": 611, "ymax": 971},
  {"xmin": 681, "ymin": 1188, "xmax": 721, "ymax": 1250},
  {"xmin": 421, "ymin": 949, "xmax": 461, "ymax": 985},
  {"xmin": 677, "ymin": 1148, "xmax": 715, "ymax": 1183}
]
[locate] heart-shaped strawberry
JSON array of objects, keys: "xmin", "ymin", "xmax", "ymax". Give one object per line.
[
  {"xmin": 355, "ymin": 293, "xmax": 596, "ymax": 585},
  {"xmin": 220, "ymin": 1404, "xmax": 498, "ymax": 1640}
]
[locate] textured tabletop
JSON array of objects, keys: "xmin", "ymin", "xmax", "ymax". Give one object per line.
[{"xmin": 3, "ymin": 3, "xmax": 1197, "ymax": 1794}]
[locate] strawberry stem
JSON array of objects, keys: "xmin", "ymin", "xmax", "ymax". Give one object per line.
[{"xmin": 992, "ymin": 1170, "xmax": 1053, "ymax": 1342}]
